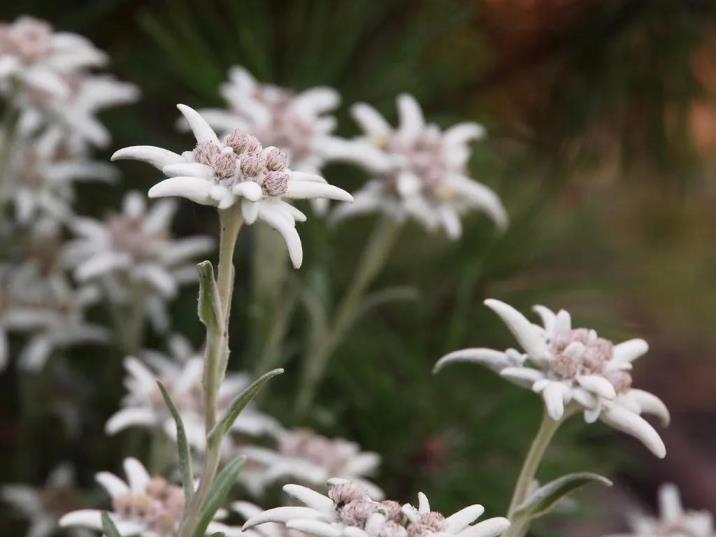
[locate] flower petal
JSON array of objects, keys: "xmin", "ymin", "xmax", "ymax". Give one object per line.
[
  {"xmin": 59, "ymin": 509, "xmax": 103, "ymax": 530},
  {"xmin": 177, "ymin": 103, "xmax": 219, "ymax": 144},
  {"xmin": 95, "ymin": 471, "xmax": 130, "ymax": 497},
  {"xmin": 111, "ymin": 145, "xmax": 183, "ymax": 169},
  {"xmin": 243, "ymin": 507, "xmax": 328, "ymax": 528},
  {"xmin": 612, "ymin": 339, "xmax": 649, "ymax": 363},
  {"xmin": 628, "ymin": 389, "xmax": 671, "ymax": 427},
  {"xmin": 258, "ymin": 205, "xmax": 303, "ymax": 268},
  {"xmin": 163, "ymin": 162, "xmax": 214, "ymax": 179},
  {"xmin": 577, "ymin": 375, "xmax": 616, "ymax": 400},
  {"xmin": 282, "ymin": 484, "xmax": 334, "ymax": 513},
  {"xmin": 542, "ymin": 382, "xmax": 568, "ymax": 420},
  {"xmin": 123, "ymin": 458, "xmax": 150, "ymax": 492},
  {"xmin": 434, "ymin": 348, "xmax": 510, "ymax": 374},
  {"xmin": 285, "ymin": 180, "xmax": 353, "ymax": 202},
  {"xmin": 483, "ymin": 299, "xmax": 546, "ymax": 359},
  {"xmin": 148, "ymin": 177, "xmax": 216, "ymax": 206},
  {"xmin": 445, "ymin": 504, "xmax": 485, "ymax": 533},
  {"xmin": 397, "ymin": 94, "xmax": 424, "ymax": 140},
  {"xmin": 601, "ymin": 405, "xmax": 666, "ymax": 458},
  {"xmin": 287, "ymin": 520, "xmax": 342, "ymax": 537},
  {"xmin": 457, "ymin": 517, "xmax": 510, "ymax": 537}
]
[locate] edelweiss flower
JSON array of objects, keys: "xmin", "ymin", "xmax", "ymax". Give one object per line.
[
  {"xmin": 106, "ymin": 337, "xmax": 280, "ymax": 450},
  {"xmin": 197, "ymin": 67, "xmax": 347, "ymax": 176},
  {"xmin": 112, "ymin": 104, "xmax": 353, "ymax": 268},
  {"xmin": 604, "ymin": 484, "xmax": 715, "ymax": 537},
  {"xmin": 63, "ymin": 191, "xmax": 213, "ymax": 330},
  {"xmin": 1, "ymin": 464, "xmax": 90, "ymax": 537},
  {"xmin": 332, "ymin": 94, "xmax": 507, "ymax": 238},
  {"xmin": 435, "ymin": 299, "xmax": 670, "ymax": 458},
  {"xmin": 240, "ymin": 428, "xmax": 382, "ymax": 499},
  {"xmin": 242, "ymin": 479, "xmax": 509, "ymax": 537},
  {"xmin": 59, "ymin": 457, "xmax": 241, "ymax": 536},
  {"xmin": 0, "ymin": 16, "xmax": 106, "ymax": 99}
]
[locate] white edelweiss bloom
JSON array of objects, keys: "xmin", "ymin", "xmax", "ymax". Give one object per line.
[
  {"xmin": 242, "ymin": 480, "xmax": 509, "ymax": 537},
  {"xmin": 62, "ymin": 191, "xmax": 213, "ymax": 330},
  {"xmin": 603, "ymin": 483, "xmax": 715, "ymax": 537},
  {"xmin": 1, "ymin": 464, "xmax": 91, "ymax": 537},
  {"xmin": 239, "ymin": 428, "xmax": 382, "ymax": 499},
  {"xmin": 331, "ymin": 94, "xmax": 507, "ymax": 238},
  {"xmin": 58, "ymin": 457, "xmax": 242, "ymax": 537},
  {"xmin": 105, "ymin": 336, "xmax": 281, "ymax": 451},
  {"xmin": 2, "ymin": 124, "xmax": 116, "ymax": 226},
  {"xmin": 0, "ymin": 16, "xmax": 106, "ymax": 99},
  {"xmin": 112, "ymin": 104, "xmax": 353, "ymax": 268},
  {"xmin": 435, "ymin": 299, "xmax": 670, "ymax": 458}
]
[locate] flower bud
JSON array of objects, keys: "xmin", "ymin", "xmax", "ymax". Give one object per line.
[
  {"xmin": 262, "ymin": 171, "xmax": 289, "ymax": 197},
  {"xmin": 226, "ymin": 131, "xmax": 261, "ymax": 155},
  {"xmin": 211, "ymin": 151, "xmax": 237, "ymax": 180},
  {"xmin": 262, "ymin": 146, "xmax": 288, "ymax": 171},
  {"xmin": 193, "ymin": 141, "xmax": 220, "ymax": 166},
  {"xmin": 240, "ymin": 152, "xmax": 265, "ymax": 177}
]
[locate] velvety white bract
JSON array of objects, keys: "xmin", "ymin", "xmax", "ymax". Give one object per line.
[
  {"xmin": 603, "ymin": 484, "xmax": 715, "ymax": 537},
  {"xmin": 58, "ymin": 457, "xmax": 242, "ymax": 537},
  {"xmin": 112, "ymin": 104, "xmax": 353, "ymax": 268},
  {"xmin": 435, "ymin": 299, "xmax": 670, "ymax": 458},
  {"xmin": 332, "ymin": 94, "xmax": 507, "ymax": 238}
]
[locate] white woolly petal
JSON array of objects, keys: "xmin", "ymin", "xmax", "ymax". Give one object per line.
[
  {"xmin": 457, "ymin": 517, "xmax": 510, "ymax": 537},
  {"xmin": 418, "ymin": 492, "xmax": 430, "ymax": 514},
  {"xmin": 444, "ymin": 505, "xmax": 486, "ymax": 533},
  {"xmin": 123, "ymin": 458, "xmax": 150, "ymax": 492},
  {"xmin": 448, "ymin": 175, "xmax": 508, "ymax": 230},
  {"xmin": 105, "ymin": 407, "xmax": 157, "ymax": 434},
  {"xmin": 344, "ymin": 527, "xmax": 370, "ymax": 537},
  {"xmin": 177, "ymin": 103, "xmax": 219, "ymax": 144},
  {"xmin": 148, "ymin": 177, "xmax": 217, "ymax": 206},
  {"xmin": 484, "ymin": 299, "xmax": 547, "ymax": 359},
  {"xmin": 500, "ymin": 367, "xmax": 545, "ymax": 388},
  {"xmin": 59, "ymin": 509, "xmax": 103, "ymax": 529},
  {"xmin": 351, "ymin": 103, "xmax": 391, "ymax": 138},
  {"xmin": 163, "ymin": 162, "xmax": 214, "ymax": 179},
  {"xmin": 282, "ymin": 484, "xmax": 334, "ymax": 513},
  {"xmin": 612, "ymin": 339, "xmax": 649, "ymax": 363},
  {"xmin": 286, "ymin": 520, "xmax": 342, "ymax": 537},
  {"xmin": 233, "ymin": 181, "xmax": 263, "ymax": 202},
  {"xmin": 542, "ymin": 382, "xmax": 568, "ymax": 420},
  {"xmin": 601, "ymin": 406, "xmax": 666, "ymax": 458},
  {"xmin": 75, "ymin": 252, "xmax": 130, "ymax": 281},
  {"xmin": 285, "ymin": 180, "xmax": 353, "ymax": 202},
  {"xmin": 111, "ymin": 145, "xmax": 183, "ymax": 169},
  {"xmin": 95, "ymin": 472, "xmax": 130, "ymax": 497},
  {"xmin": 434, "ymin": 348, "xmax": 511, "ymax": 374},
  {"xmin": 443, "ymin": 123, "xmax": 486, "ymax": 145},
  {"xmin": 627, "ymin": 389, "xmax": 670, "ymax": 427},
  {"xmin": 577, "ymin": 375, "xmax": 616, "ymax": 400},
  {"xmin": 532, "ymin": 305, "xmax": 557, "ymax": 334},
  {"xmin": 242, "ymin": 199, "xmax": 259, "ymax": 224},
  {"xmin": 345, "ymin": 452, "xmax": 380, "ymax": 475},
  {"xmin": 397, "ymin": 94, "xmax": 425, "ymax": 139},
  {"xmin": 243, "ymin": 507, "xmax": 327, "ymax": 529},
  {"xmin": 659, "ymin": 483, "xmax": 683, "ymax": 523},
  {"xmin": 258, "ymin": 205, "xmax": 303, "ymax": 268}
]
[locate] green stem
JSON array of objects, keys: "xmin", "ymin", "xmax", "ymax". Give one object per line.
[
  {"xmin": 179, "ymin": 207, "xmax": 242, "ymax": 537},
  {"xmin": 295, "ymin": 217, "xmax": 401, "ymax": 418}
]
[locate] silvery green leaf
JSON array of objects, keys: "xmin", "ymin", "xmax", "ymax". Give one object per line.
[
  {"xmin": 197, "ymin": 261, "xmax": 222, "ymax": 332},
  {"xmin": 513, "ymin": 472, "xmax": 612, "ymax": 520},
  {"xmin": 192, "ymin": 455, "xmax": 245, "ymax": 537},
  {"xmin": 208, "ymin": 368, "xmax": 284, "ymax": 442},
  {"xmin": 157, "ymin": 381, "xmax": 194, "ymax": 503},
  {"xmin": 102, "ymin": 512, "xmax": 122, "ymax": 537}
]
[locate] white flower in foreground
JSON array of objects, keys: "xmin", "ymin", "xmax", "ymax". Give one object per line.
[
  {"xmin": 59, "ymin": 458, "xmax": 241, "ymax": 536},
  {"xmin": 435, "ymin": 299, "xmax": 670, "ymax": 458},
  {"xmin": 332, "ymin": 94, "xmax": 507, "ymax": 238},
  {"xmin": 235, "ymin": 501, "xmax": 307, "ymax": 537},
  {"xmin": 106, "ymin": 337, "xmax": 280, "ymax": 450},
  {"xmin": 197, "ymin": 67, "xmax": 347, "ymax": 176},
  {"xmin": 112, "ymin": 104, "xmax": 353, "ymax": 268},
  {"xmin": 242, "ymin": 480, "xmax": 509, "ymax": 537},
  {"xmin": 63, "ymin": 191, "xmax": 213, "ymax": 330},
  {"xmin": 240, "ymin": 428, "xmax": 382, "ymax": 499},
  {"xmin": 603, "ymin": 484, "xmax": 714, "ymax": 537},
  {"xmin": 0, "ymin": 16, "xmax": 106, "ymax": 99},
  {"xmin": 1, "ymin": 464, "xmax": 91, "ymax": 537}
]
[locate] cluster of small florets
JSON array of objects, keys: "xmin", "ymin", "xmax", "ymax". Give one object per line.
[
  {"xmin": 111, "ymin": 477, "xmax": 185, "ymax": 534},
  {"xmin": 0, "ymin": 17, "xmax": 52, "ymax": 62},
  {"xmin": 279, "ymin": 429, "xmax": 361, "ymax": 475},
  {"xmin": 193, "ymin": 132, "xmax": 290, "ymax": 197},
  {"xmin": 107, "ymin": 214, "xmax": 166, "ymax": 261},
  {"xmin": 549, "ymin": 328, "xmax": 632, "ymax": 393}
]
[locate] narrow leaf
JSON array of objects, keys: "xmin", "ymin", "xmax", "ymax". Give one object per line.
[
  {"xmin": 513, "ymin": 472, "xmax": 612, "ymax": 520},
  {"xmin": 192, "ymin": 455, "xmax": 245, "ymax": 537},
  {"xmin": 208, "ymin": 369, "xmax": 284, "ymax": 442},
  {"xmin": 197, "ymin": 261, "xmax": 222, "ymax": 332},
  {"xmin": 102, "ymin": 512, "xmax": 122, "ymax": 537},
  {"xmin": 157, "ymin": 381, "xmax": 194, "ymax": 503}
]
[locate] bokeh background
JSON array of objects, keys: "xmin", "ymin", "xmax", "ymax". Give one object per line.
[{"xmin": 1, "ymin": 1, "xmax": 716, "ymax": 535}]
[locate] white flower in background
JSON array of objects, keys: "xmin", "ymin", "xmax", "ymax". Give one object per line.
[
  {"xmin": 240, "ymin": 428, "xmax": 382, "ymax": 499},
  {"xmin": 59, "ymin": 457, "xmax": 242, "ymax": 536},
  {"xmin": 1, "ymin": 464, "xmax": 91, "ymax": 537},
  {"xmin": 63, "ymin": 191, "xmax": 213, "ymax": 331},
  {"xmin": 0, "ymin": 16, "xmax": 106, "ymax": 99},
  {"xmin": 0, "ymin": 262, "xmax": 107, "ymax": 371},
  {"xmin": 332, "ymin": 94, "xmax": 507, "ymax": 238},
  {"xmin": 112, "ymin": 104, "xmax": 353, "ymax": 268},
  {"xmin": 242, "ymin": 479, "xmax": 510, "ymax": 537},
  {"xmin": 105, "ymin": 336, "xmax": 281, "ymax": 450},
  {"xmin": 2, "ymin": 125, "xmax": 116, "ymax": 225},
  {"xmin": 435, "ymin": 299, "xmax": 670, "ymax": 458},
  {"xmin": 197, "ymin": 67, "xmax": 347, "ymax": 176},
  {"xmin": 603, "ymin": 484, "xmax": 715, "ymax": 537}
]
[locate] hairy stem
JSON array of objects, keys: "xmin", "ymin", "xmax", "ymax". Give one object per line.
[
  {"xmin": 295, "ymin": 217, "xmax": 401, "ymax": 418},
  {"xmin": 180, "ymin": 207, "xmax": 242, "ymax": 537}
]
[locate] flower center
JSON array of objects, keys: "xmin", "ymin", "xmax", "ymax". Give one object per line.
[
  {"xmin": 279, "ymin": 429, "xmax": 354, "ymax": 475},
  {"xmin": 111, "ymin": 477, "xmax": 185, "ymax": 534},
  {"xmin": 107, "ymin": 215, "xmax": 164, "ymax": 260}
]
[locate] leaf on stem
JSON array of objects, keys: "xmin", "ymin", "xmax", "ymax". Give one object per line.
[
  {"xmin": 513, "ymin": 472, "xmax": 612, "ymax": 520},
  {"xmin": 157, "ymin": 381, "xmax": 194, "ymax": 504},
  {"xmin": 197, "ymin": 261, "xmax": 222, "ymax": 332},
  {"xmin": 192, "ymin": 455, "xmax": 245, "ymax": 537},
  {"xmin": 102, "ymin": 512, "xmax": 123, "ymax": 537},
  {"xmin": 208, "ymin": 368, "xmax": 284, "ymax": 443}
]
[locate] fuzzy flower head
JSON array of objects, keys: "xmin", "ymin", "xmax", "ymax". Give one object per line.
[
  {"xmin": 106, "ymin": 336, "xmax": 280, "ymax": 450},
  {"xmin": 59, "ymin": 458, "xmax": 241, "ymax": 536},
  {"xmin": 242, "ymin": 479, "xmax": 510, "ymax": 537},
  {"xmin": 240, "ymin": 428, "xmax": 382, "ymax": 499},
  {"xmin": 112, "ymin": 104, "xmax": 353, "ymax": 268},
  {"xmin": 198, "ymin": 67, "xmax": 346, "ymax": 175},
  {"xmin": 332, "ymin": 94, "xmax": 507, "ymax": 239},
  {"xmin": 435, "ymin": 299, "xmax": 670, "ymax": 458},
  {"xmin": 604, "ymin": 484, "xmax": 715, "ymax": 537},
  {"xmin": 0, "ymin": 16, "xmax": 106, "ymax": 99}
]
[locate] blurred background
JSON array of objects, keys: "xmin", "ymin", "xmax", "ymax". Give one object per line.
[{"xmin": 1, "ymin": 1, "xmax": 716, "ymax": 536}]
